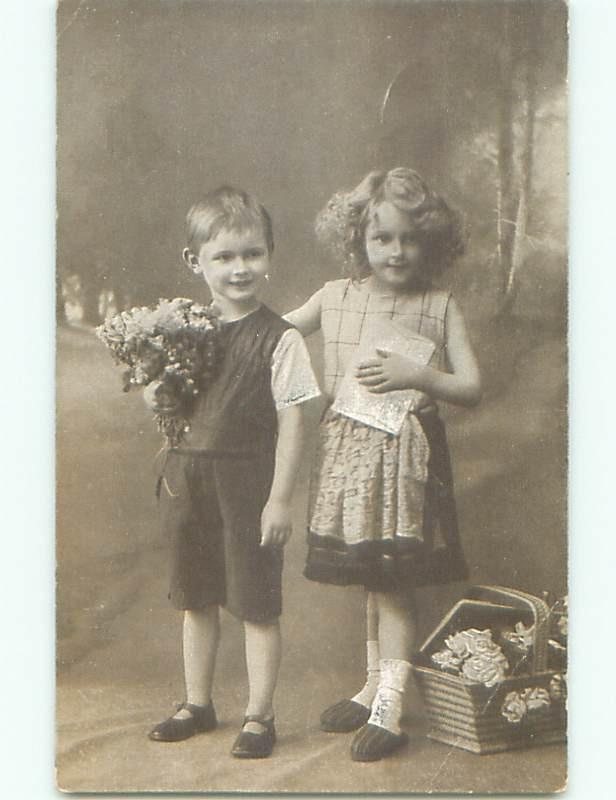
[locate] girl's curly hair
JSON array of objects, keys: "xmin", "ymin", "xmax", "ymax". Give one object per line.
[{"xmin": 315, "ymin": 167, "xmax": 465, "ymax": 282}]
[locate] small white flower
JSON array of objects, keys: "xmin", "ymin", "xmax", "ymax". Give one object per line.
[
  {"xmin": 431, "ymin": 648, "xmax": 463, "ymax": 672},
  {"xmin": 503, "ymin": 621, "xmax": 535, "ymax": 652},
  {"xmin": 549, "ymin": 674, "xmax": 567, "ymax": 700},
  {"xmin": 521, "ymin": 687, "xmax": 550, "ymax": 712},
  {"xmin": 502, "ymin": 692, "xmax": 527, "ymax": 724}
]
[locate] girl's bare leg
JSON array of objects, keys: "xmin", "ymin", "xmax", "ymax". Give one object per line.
[
  {"xmin": 350, "ymin": 589, "xmax": 416, "ymax": 758},
  {"xmin": 319, "ymin": 592, "xmax": 381, "ymax": 732},
  {"xmin": 361, "ymin": 588, "xmax": 416, "ymax": 734},
  {"xmin": 366, "ymin": 590, "xmax": 379, "ymax": 640},
  {"xmin": 349, "ymin": 592, "xmax": 380, "ymax": 706},
  {"xmin": 375, "ymin": 589, "xmax": 416, "ymax": 661}
]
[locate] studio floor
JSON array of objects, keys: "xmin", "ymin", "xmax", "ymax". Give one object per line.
[
  {"xmin": 56, "ymin": 326, "xmax": 567, "ymax": 794},
  {"xmin": 56, "ymin": 548, "xmax": 566, "ymax": 795}
]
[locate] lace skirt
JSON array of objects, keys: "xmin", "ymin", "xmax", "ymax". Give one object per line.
[{"xmin": 304, "ymin": 407, "xmax": 468, "ymax": 592}]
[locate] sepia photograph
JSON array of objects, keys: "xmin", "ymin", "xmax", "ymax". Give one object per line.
[{"xmin": 56, "ymin": 0, "xmax": 568, "ymax": 793}]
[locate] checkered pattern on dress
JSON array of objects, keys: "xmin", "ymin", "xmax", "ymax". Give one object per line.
[{"xmin": 321, "ymin": 279, "xmax": 451, "ymax": 398}]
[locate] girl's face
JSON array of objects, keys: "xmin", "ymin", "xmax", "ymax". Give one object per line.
[
  {"xmin": 364, "ymin": 201, "xmax": 425, "ymax": 292},
  {"xmin": 191, "ymin": 225, "xmax": 271, "ymax": 318}
]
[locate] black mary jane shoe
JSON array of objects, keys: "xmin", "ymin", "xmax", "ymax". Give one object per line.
[
  {"xmin": 148, "ymin": 701, "xmax": 217, "ymax": 742},
  {"xmin": 350, "ymin": 723, "xmax": 409, "ymax": 762},
  {"xmin": 320, "ymin": 698, "xmax": 371, "ymax": 733},
  {"xmin": 231, "ymin": 715, "xmax": 276, "ymax": 759}
]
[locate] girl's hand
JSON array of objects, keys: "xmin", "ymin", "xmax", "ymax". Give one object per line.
[
  {"xmin": 355, "ymin": 349, "xmax": 432, "ymax": 394},
  {"xmin": 260, "ymin": 498, "xmax": 293, "ymax": 548},
  {"xmin": 143, "ymin": 380, "xmax": 180, "ymax": 413}
]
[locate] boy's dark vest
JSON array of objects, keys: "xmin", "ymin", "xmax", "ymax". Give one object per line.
[{"xmin": 178, "ymin": 305, "xmax": 293, "ymax": 455}]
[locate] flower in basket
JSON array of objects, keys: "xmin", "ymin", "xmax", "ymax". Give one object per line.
[
  {"xmin": 549, "ymin": 674, "xmax": 567, "ymax": 701},
  {"xmin": 461, "ymin": 651, "xmax": 509, "ymax": 687},
  {"xmin": 431, "ymin": 648, "xmax": 464, "ymax": 672},
  {"xmin": 445, "ymin": 628, "xmax": 497, "ymax": 659},
  {"xmin": 96, "ymin": 297, "xmax": 222, "ymax": 447},
  {"xmin": 501, "ymin": 687, "xmax": 551, "ymax": 724},
  {"xmin": 547, "ymin": 595, "xmax": 568, "ymax": 669},
  {"xmin": 432, "ymin": 628, "xmax": 509, "ymax": 687},
  {"xmin": 502, "ymin": 621, "xmax": 535, "ymax": 653},
  {"xmin": 523, "ymin": 687, "xmax": 550, "ymax": 711},
  {"xmin": 501, "ymin": 691, "xmax": 528, "ymax": 724},
  {"xmin": 442, "ymin": 631, "xmax": 473, "ymax": 661},
  {"xmin": 554, "ymin": 595, "xmax": 568, "ymax": 638}
]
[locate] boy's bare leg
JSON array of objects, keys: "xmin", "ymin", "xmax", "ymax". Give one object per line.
[
  {"xmin": 243, "ymin": 619, "xmax": 281, "ymax": 732},
  {"xmin": 174, "ymin": 606, "xmax": 220, "ymax": 719}
]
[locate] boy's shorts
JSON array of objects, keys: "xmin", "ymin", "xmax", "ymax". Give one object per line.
[{"xmin": 159, "ymin": 450, "xmax": 282, "ymax": 622}]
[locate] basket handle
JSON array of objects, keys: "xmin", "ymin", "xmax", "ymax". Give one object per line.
[{"xmin": 465, "ymin": 585, "xmax": 550, "ymax": 672}]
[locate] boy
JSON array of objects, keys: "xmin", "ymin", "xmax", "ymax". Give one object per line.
[{"xmin": 145, "ymin": 186, "xmax": 320, "ymax": 758}]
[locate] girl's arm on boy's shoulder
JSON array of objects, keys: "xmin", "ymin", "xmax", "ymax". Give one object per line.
[
  {"xmin": 284, "ymin": 287, "xmax": 323, "ymax": 337},
  {"xmin": 260, "ymin": 404, "xmax": 304, "ymax": 548}
]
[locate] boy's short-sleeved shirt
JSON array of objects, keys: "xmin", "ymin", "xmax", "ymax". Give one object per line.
[{"xmin": 270, "ymin": 327, "xmax": 321, "ymax": 410}]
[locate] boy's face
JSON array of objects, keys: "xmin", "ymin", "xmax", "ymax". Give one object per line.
[{"xmin": 193, "ymin": 226, "xmax": 271, "ymax": 315}]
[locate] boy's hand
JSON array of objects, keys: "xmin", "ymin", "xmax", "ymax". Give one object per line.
[
  {"xmin": 260, "ymin": 498, "xmax": 293, "ymax": 548},
  {"xmin": 143, "ymin": 380, "xmax": 180, "ymax": 413},
  {"xmin": 356, "ymin": 349, "xmax": 432, "ymax": 394}
]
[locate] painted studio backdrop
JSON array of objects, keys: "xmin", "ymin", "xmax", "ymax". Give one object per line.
[{"xmin": 56, "ymin": 0, "xmax": 567, "ymax": 793}]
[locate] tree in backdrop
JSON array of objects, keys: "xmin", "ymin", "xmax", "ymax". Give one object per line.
[{"xmin": 377, "ymin": 0, "xmax": 566, "ymax": 319}]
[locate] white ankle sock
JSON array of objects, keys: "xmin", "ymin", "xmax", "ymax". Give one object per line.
[
  {"xmin": 351, "ymin": 640, "xmax": 380, "ymax": 709},
  {"xmin": 367, "ymin": 658, "xmax": 412, "ymax": 735}
]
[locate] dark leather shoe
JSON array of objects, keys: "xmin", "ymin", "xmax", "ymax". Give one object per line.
[
  {"xmin": 320, "ymin": 699, "xmax": 371, "ymax": 732},
  {"xmin": 148, "ymin": 701, "xmax": 217, "ymax": 742},
  {"xmin": 350, "ymin": 723, "xmax": 409, "ymax": 762},
  {"xmin": 231, "ymin": 715, "xmax": 276, "ymax": 758}
]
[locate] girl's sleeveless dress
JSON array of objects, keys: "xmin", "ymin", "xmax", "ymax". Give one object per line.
[{"xmin": 304, "ymin": 278, "xmax": 468, "ymax": 592}]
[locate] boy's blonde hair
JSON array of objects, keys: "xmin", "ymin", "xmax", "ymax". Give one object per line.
[{"xmin": 186, "ymin": 186, "xmax": 274, "ymax": 254}]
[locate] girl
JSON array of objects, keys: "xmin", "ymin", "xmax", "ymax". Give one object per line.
[
  {"xmin": 145, "ymin": 186, "xmax": 320, "ymax": 758},
  {"xmin": 286, "ymin": 168, "xmax": 481, "ymax": 762}
]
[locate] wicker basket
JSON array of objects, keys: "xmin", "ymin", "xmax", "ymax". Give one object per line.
[{"xmin": 412, "ymin": 585, "xmax": 567, "ymax": 754}]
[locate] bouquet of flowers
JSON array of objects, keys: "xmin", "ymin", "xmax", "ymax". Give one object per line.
[{"xmin": 96, "ymin": 297, "xmax": 222, "ymax": 446}]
